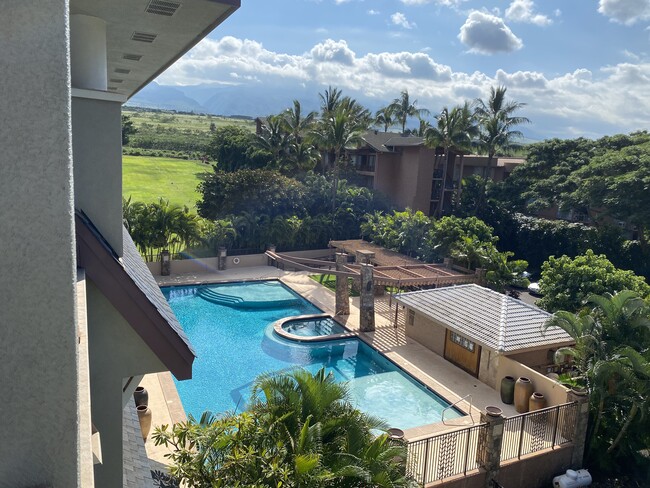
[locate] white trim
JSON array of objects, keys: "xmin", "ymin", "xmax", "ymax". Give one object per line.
[
  {"xmin": 72, "ymin": 87, "xmax": 127, "ymax": 103},
  {"xmin": 232, "ymin": 257, "xmax": 240, "ymax": 265}
]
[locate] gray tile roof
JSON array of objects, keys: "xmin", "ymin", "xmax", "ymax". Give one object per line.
[
  {"xmin": 121, "ymin": 230, "xmax": 195, "ymax": 356},
  {"xmin": 360, "ymin": 131, "xmax": 402, "ymax": 152},
  {"xmin": 396, "ymin": 284, "xmax": 573, "ymax": 353},
  {"xmin": 384, "ymin": 136, "xmax": 424, "ymax": 147}
]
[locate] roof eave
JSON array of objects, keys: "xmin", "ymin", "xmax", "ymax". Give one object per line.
[{"xmin": 76, "ymin": 214, "xmax": 194, "ymax": 379}]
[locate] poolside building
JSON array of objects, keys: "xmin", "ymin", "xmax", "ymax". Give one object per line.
[
  {"xmin": 1, "ymin": 1, "xmax": 239, "ymax": 487},
  {"xmin": 396, "ymin": 284, "xmax": 574, "ymax": 391}
]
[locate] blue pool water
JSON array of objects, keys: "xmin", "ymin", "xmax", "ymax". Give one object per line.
[
  {"xmin": 283, "ymin": 317, "xmax": 347, "ymax": 337},
  {"xmin": 163, "ymin": 281, "xmax": 462, "ymax": 429}
]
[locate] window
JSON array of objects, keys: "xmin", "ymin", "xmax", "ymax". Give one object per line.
[
  {"xmin": 407, "ymin": 309, "xmax": 415, "ymax": 326},
  {"xmin": 449, "ymin": 331, "xmax": 475, "ymax": 352}
]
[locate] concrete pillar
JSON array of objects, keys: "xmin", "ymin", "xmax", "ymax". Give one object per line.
[
  {"xmin": 218, "ymin": 246, "xmax": 227, "ymax": 271},
  {"xmin": 160, "ymin": 250, "xmax": 171, "ymax": 276},
  {"xmin": 567, "ymin": 391, "xmax": 590, "ymax": 468},
  {"xmin": 477, "ymin": 408, "xmax": 505, "ymax": 487},
  {"xmin": 267, "ymin": 245, "xmax": 276, "ymax": 266},
  {"xmin": 359, "ymin": 264, "xmax": 375, "ymax": 332},
  {"xmin": 335, "ymin": 253, "xmax": 350, "ymax": 316},
  {"xmin": 443, "ymin": 257, "xmax": 453, "ymax": 268},
  {"xmin": 475, "ymin": 267, "xmax": 487, "ymax": 285},
  {"xmin": 70, "ymin": 15, "xmax": 108, "ymax": 91}
]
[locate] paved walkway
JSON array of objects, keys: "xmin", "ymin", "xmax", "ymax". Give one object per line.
[{"xmin": 142, "ymin": 265, "xmax": 517, "ymax": 470}]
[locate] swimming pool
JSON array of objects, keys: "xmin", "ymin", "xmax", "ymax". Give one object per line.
[{"xmin": 163, "ymin": 281, "xmax": 462, "ymax": 430}]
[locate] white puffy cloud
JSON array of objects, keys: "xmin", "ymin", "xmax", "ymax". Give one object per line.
[
  {"xmin": 368, "ymin": 9, "xmax": 380, "ymax": 15},
  {"xmin": 505, "ymin": 0, "xmax": 552, "ymax": 26},
  {"xmin": 157, "ymin": 36, "xmax": 650, "ymax": 137},
  {"xmin": 391, "ymin": 12, "xmax": 416, "ymax": 29},
  {"xmin": 458, "ymin": 11, "xmax": 523, "ymax": 54},
  {"xmin": 309, "ymin": 39, "xmax": 355, "ymax": 65},
  {"xmin": 598, "ymin": 0, "xmax": 650, "ymax": 25}
]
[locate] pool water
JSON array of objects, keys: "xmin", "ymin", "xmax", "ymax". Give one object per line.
[
  {"xmin": 283, "ymin": 317, "xmax": 347, "ymax": 337},
  {"xmin": 163, "ymin": 281, "xmax": 462, "ymax": 429}
]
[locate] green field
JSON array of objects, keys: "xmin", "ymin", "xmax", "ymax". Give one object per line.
[{"xmin": 123, "ymin": 155, "xmax": 210, "ymax": 209}]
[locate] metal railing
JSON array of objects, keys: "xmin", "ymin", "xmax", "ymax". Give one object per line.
[
  {"xmin": 500, "ymin": 402, "xmax": 578, "ymax": 463},
  {"xmin": 441, "ymin": 394, "xmax": 473, "ymax": 425},
  {"xmin": 406, "ymin": 424, "xmax": 486, "ymax": 485}
]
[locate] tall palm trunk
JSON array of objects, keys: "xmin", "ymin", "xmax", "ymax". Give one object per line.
[
  {"xmin": 435, "ymin": 150, "xmax": 453, "ymax": 217},
  {"xmin": 607, "ymin": 403, "xmax": 638, "ymax": 453},
  {"xmin": 474, "ymin": 151, "xmax": 494, "ymax": 215}
]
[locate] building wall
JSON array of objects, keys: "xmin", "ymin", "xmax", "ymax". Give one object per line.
[
  {"xmin": 508, "ymin": 348, "xmax": 556, "ymax": 373},
  {"xmin": 478, "ymin": 348, "xmax": 499, "ymax": 388},
  {"xmin": 373, "ymin": 152, "xmax": 399, "ymax": 201},
  {"xmin": 86, "ymin": 280, "xmax": 167, "ymax": 488},
  {"xmin": 413, "ymin": 147, "xmax": 437, "ymax": 213},
  {"xmin": 72, "ymin": 96, "xmax": 123, "ymax": 255},
  {"xmin": 496, "ymin": 356, "xmax": 569, "ymax": 407},
  {"xmin": 0, "ymin": 2, "xmax": 80, "ymax": 487},
  {"xmin": 404, "ymin": 309, "xmax": 446, "ymax": 356}
]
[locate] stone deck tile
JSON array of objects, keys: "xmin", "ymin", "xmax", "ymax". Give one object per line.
[{"xmin": 123, "ymin": 401, "xmax": 156, "ymax": 487}]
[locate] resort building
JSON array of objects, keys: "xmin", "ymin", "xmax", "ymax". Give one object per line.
[
  {"xmin": 349, "ymin": 131, "xmax": 525, "ymax": 216},
  {"xmin": 1, "ymin": 1, "xmax": 239, "ymax": 487}
]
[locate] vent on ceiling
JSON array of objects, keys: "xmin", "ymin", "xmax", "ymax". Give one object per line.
[
  {"xmin": 131, "ymin": 31, "xmax": 158, "ymax": 43},
  {"xmin": 145, "ymin": 0, "xmax": 181, "ymax": 16},
  {"xmin": 109, "ymin": 78, "xmax": 124, "ymax": 83},
  {"xmin": 122, "ymin": 53, "xmax": 143, "ymax": 61},
  {"xmin": 114, "ymin": 68, "xmax": 131, "ymax": 74}
]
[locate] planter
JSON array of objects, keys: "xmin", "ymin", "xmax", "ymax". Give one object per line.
[
  {"xmin": 500, "ymin": 376, "xmax": 516, "ymax": 404},
  {"xmin": 485, "ymin": 406, "xmax": 503, "ymax": 417},
  {"xmin": 133, "ymin": 386, "xmax": 148, "ymax": 408},
  {"xmin": 529, "ymin": 392, "xmax": 547, "ymax": 412},
  {"xmin": 514, "ymin": 377, "xmax": 534, "ymax": 413},
  {"xmin": 137, "ymin": 405, "xmax": 152, "ymax": 442}
]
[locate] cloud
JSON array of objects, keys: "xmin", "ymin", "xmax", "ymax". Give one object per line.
[
  {"xmin": 157, "ymin": 36, "xmax": 650, "ymax": 137},
  {"xmin": 309, "ymin": 39, "xmax": 355, "ymax": 65},
  {"xmin": 598, "ymin": 0, "xmax": 650, "ymax": 25},
  {"xmin": 458, "ymin": 11, "xmax": 523, "ymax": 54},
  {"xmin": 368, "ymin": 9, "xmax": 380, "ymax": 15},
  {"xmin": 391, "ymin": 12, "xmax": 416, "ymax": 29},
  {"xmin": 505, "ymin": 0, "xmax": 552, "ymax": 26}
]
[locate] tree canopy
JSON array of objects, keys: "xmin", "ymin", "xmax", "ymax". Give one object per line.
[{"xmin": 538, "ymin": 250, "xmax": 650, "ymax": 312}]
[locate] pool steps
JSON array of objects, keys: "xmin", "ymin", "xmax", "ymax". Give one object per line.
[{"xmin": 197, "ymin": 287, "xmax": 300, "ymax": 309}]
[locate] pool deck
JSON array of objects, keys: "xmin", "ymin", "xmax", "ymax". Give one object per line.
[{"xmin": 142, "ymin": 265, "xmax": 518, "ymax": 464}]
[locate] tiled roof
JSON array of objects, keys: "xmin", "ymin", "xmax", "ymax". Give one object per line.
[
  {"xmin": 360, "ymin": 131, "xmax": 400, "ymax": 152},
  {"xmin": 396, "ymin": 284, "xmax": 573, "ymax": 353},
  {"xmin": 384, "ymin": 136, "xmax": 424, "ymax": 147},
  {"xmin": 75, "ymin": 211, "xmax": 195, "ymax": 379},
  {"xmin": 121, "ymin": 230, "xmax": 194, "ymax": 357}
]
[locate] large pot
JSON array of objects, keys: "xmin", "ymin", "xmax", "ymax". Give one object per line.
[
  {"xmin": 529, "ymin": 392, "xmax": 547, "ymax": 412},
  {"xmin": 137, "ymin": 405, "xmax": 152, "ymax": 442},
  {"xmin": 500, "ymin": 376, "xmax": 516, "ymax": 404},
  {"xmin": 133, "ymin": 386, "xmax": 148, "ymax": 408},
  {"xmin": 514, "ymin": 377, "xmax": 534, "ymax": 413}
]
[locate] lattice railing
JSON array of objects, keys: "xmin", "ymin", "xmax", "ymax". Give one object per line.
[
  {"xmin": 500, "ymin": 402, "xmax": 578, "ymax": 463},
  {"xmin": 406, "ymin": 424, "xmax": 487, "ymax": 485}
]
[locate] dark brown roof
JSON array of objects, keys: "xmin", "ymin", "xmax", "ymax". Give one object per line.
[{"xmin": 75, "ymin": 211, "xmax": 195, "ymax": 380}]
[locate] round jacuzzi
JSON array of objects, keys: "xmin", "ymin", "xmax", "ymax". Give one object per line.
[{"xmin": 273, "ymin": 314, "xmax": 355, "ymax": 342}]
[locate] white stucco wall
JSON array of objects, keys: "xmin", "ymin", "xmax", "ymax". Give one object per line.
[
  {"xmin": 72, "ymin": 96, "xmax": 123, "ymax": 255},
  {"xmin": 86, "ymin": 280, "xmax": 167, "ymax": 488},
  {"xmin": 0, "ymin": 2, "xmax": 80, "ymax": 487}
]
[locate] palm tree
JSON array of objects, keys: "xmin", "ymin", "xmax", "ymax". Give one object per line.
[
  {"xmin": 388, "ymin": 90, "xmax": 430, "ymax": 134},
  {"xmin": 425, "ymin": 103, "xmax": 477, "ymax": 217},
  {"xmin": 319, "ymin": 85, "xmax": 344, "ymax": 117},
  {"xmin": 310, "ymin": 105, "xmax": 366, "ymax": 212},
  {"xmin": 255, "ymin": 114, "xmax": 292, "ymax": 169},
  {"xmin": 374, "ymin": 106, "xmax": 395, "ymax": 132},
  {"xmin": 283, "ymin": 99, "xmax": 317, "ymax": 143},
  {"xmin": 473, "ymin": 85, "xmax": 529, "ymax": 212}
]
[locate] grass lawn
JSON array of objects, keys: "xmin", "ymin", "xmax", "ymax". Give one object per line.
[
  {"xmin": 123, "ymin": 155, "xmax": 210, "ymax": 209},
  {"xmin": 309, "ymin": 274, "xmax": 360, "ymax": 297}
]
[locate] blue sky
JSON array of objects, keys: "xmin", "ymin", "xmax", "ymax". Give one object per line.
[{"xmin": 157, "ymin": 0, "xmax": 650, "ymax": 139}]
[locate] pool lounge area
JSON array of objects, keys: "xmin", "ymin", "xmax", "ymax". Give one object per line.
[{"xmin": 143, "ymin": 265, "xmax": 520, "ymax": 467}]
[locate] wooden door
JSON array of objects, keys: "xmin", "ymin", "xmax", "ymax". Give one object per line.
[{"xmin": 444, "ymin": 329, "xmax": 481, "ymax": 377}]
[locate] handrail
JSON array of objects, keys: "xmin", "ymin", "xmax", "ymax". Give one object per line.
[{"xmin": 442, "ymin": 394, "xmax": 473, "ymax": 425}]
